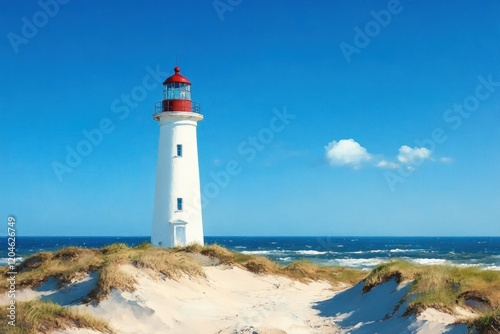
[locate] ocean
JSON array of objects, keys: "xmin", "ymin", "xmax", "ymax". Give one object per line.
[{"xmin": 1, "ymin": 236, "xmax": 499, "ymax": 271}]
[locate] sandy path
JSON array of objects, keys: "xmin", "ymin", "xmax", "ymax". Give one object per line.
[{"xmin": 73, "ymin": 264, "xmax": 339, "ymax": 334}]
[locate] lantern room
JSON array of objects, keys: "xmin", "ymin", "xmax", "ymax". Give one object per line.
[{"xmin": 158, "ymin": 66, "xmax": 200, "ymax": 113}]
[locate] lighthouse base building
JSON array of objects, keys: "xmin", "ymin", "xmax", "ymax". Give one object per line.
[{"xmin": 151, "ymin": 67, "xmax": 204, "ymax": 247}]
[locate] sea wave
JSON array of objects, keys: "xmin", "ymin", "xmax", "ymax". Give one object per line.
[
  {"xmin": 458, "ymin": 263, "xmax": 500, "ymax": 271},
  {"xmin": 332, "ymin": 258, "xmax": 385, "ymax": 268},
  {"xmin": 389, "ymin": 248, "xmax": 423, "ymax": 253},
  {"xmin": 458, "ymin": 263, "xmax": 481, "ymax": 268},
  {"xmin": 351, "ymin": 250, "xmax": 385, "ymax": 254},
  {"xmin": 389, "ymin": 248, "xmax": 406, "ymax": 253},
  {"xmin": 411, "ymin": 258, "xmax": 448, "ymax": 265},
  {"xmin": 241, "ymin": 250, "xmax": 271, "ymax": 255},
  {"xmin": 485, "ymin": 266, "xmax": 500, "ymax": 271},
  {"xmin": 455, "ymin": 263, "xmax": 500, "ymax": 271},
  {"xmin": 295, "ymin": 250, "xmax": 327, "ymax": 255}
]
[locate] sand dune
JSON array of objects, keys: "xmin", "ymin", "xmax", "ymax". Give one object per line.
[
  {"xmin": 71, "ymin": 264, "xmax": 339, "ymax": 334},
  {"xmin": 42, "ymin": 264, "xmax": 471, "ymax": 333},
  {"xmin": 3, "ymin": 259, "xmax": 475, "ymax": 333}
]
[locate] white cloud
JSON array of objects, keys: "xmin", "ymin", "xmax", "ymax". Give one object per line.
[
  {"xmin": 325, "ymin": 139, "xmax": 371, "ymax": 169},
  {"xmin": 439, "ymin": 156, "xmax": 453, "ymax": 163},
  {"xmin": 325, "ymin": 140, "xmax": 449, "ymax": 171},
  {"xmin": 397, "ymin": 145, "xmax": 431, "ymax": 165},
  {"xmin": 376, "ymin": 160, "xmax": 400, "ymax": 169}
]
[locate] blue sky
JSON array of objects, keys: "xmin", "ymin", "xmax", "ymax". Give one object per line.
[{"xmin": 1, "ymin": 0, "xmax": 499, "ymax": 236}]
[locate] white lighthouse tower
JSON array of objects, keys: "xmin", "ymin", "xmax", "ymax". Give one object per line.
[{"xmin": 151, "ymin": 66, "xmax": 204, "ymax": 247}]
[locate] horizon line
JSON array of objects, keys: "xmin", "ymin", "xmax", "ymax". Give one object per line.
[{"xmin": 2, "ymin": 235, "xmax": 499, "ymax": 238}]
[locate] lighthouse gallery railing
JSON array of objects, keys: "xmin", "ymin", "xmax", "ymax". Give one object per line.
[{"xmin": 154, "ymin": 101, "xmax": 201, "ymax": 114}]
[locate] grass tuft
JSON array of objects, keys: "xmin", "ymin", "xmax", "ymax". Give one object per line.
[
  {"xmin": 101, "ymin": 243, "xmax": 130, "ymax": 254},
  {"xmin": 89, "ymin": 259, "xmax": 136, "ymax": 302},
  {"xmin": 0, "ymin": 299, "xmax": 114, "ymax": 334},
  {"xmin": 133, "ymin": 247, "xmax": 205, "ymax": 279},
  {"xmin": 364, "ymin": 260, "xmax": 500, "ymax": 316},
  {"xmin": 0, "ymin": 247, "xmax": 104, "ymax": 292},
  {"xmin": 134, "ymin": 241, "xmax": 153, "ymax": 250},
  {"xmin": 283, "ymin": 260, "xmax": 366, "ymax": 286},
  {"xmin": 283, "ymin": 260, "xmax": 321, "ymax": 282},
  {"xmin": 363, "ymin": 260, "xmax": 417, "ymax": 292},
  {"xmin": 201, "ymin": 244, "xmax": 235, "ymax": 263},
  {"xmin": 469, "ymin": 308, "xmax": 500, "ymax": 334},
  {"xmin": 176, "ymin": 242, "xmax": 204, "ymax": 253},
  {"xmin": 244, "ymin": 256, "xmax": 280, "ymax": 274},
  {"xmin": 17, "ymin": 252, "xmax": 53, "ymax": 273}
]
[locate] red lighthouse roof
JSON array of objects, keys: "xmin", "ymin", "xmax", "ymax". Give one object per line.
[{"xmin": 163, "ymin": 67, "xmax": 191, "ymax": 85}]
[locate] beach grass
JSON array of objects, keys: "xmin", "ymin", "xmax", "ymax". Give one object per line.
[
  {"xmin": 470, "ymin": 308, "xmax": 500, "ymax": 334},
  {"xmin": 283, "ymin": 260, "xmax": 366, "ymax": 286},
  {"xmin": 89, "ymin": 258, "xmax": 136, "ymax": 302},
  {"xmin": 3, "ymin": 248, "xmax": 104, "ymax": 291},
  {"xmin": 199, "ymin": 243, "xmax": 235, "ymax": 263},
  {"xmin": 1, "ymin": 242, "xmax": 366, "ymax": 299},
  {"xmin": 0, "ymin": 299, "xmax": 114, "ymax": 334},
  {"xmin": 364, "ymin": 260, "xmax": 500, "ymax": 315},
  {"xmin": 134, "ymin": 247, "xmax": 205, "ymax": 279},
  {"xmin": 0, "ymin": 244, "xmax": 206, "ymax": 303},
  {"xmin": 180, "ymin": 243, "xmax": 367, "ymax": 286}
]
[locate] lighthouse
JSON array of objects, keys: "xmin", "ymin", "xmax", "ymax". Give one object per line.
[{"xmin": 151, "ymin": 66, "xmax": 204, "ymax": 247}]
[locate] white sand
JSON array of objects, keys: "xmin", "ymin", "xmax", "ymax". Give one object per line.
[
  {"xmin": 312, "ymin": 279, "xmax": 470, "ymax": 334},
  {"xmin": 75, "ymin": 264, "xmax": 338, "ymax": 334}
]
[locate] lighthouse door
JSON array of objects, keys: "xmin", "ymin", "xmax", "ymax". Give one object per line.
[{"xmin": 174, "ymin": 226, "xmax": 186, "ymax": 247}]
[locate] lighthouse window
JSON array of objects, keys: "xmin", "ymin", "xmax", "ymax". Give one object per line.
[
  {"xmin": 177, "ymin": 198, "xmax": 183, "ymax": 211},
  {"xmin": 165, "ymin": 83, "xmax": 191, "ymax": 100},
  {"xmin": 176, "ymin": 144, "xmax": 183, "ymax": 157}
]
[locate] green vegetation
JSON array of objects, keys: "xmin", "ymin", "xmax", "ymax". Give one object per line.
[
  {"xmin": 470, "ymin": 309, "xmax": 500, "ymax": 334},
  {"xmin": 0, "ymin": 243, "xmax": 205, "ymax": 302},
  {"xmin": 89, "ymin": 258, "xmax": 136, "ymax": 302},
  {"xmin": 134, "ymin": 247, "xmax": 205, "ymax": 279},
  {"xmin": 212, "ymin": 252, "xmax": 365, "ymax": 286},
  {"xmin": 0, "ymin": 299, "xmax": 114, "ymax": 334},
  {"xmin": 283, "ymin": 260, "xmax": 365, "ymax": 286},
  {"xmin": 6, "ymin": 248, "xmax": 104, "ymax": 291},
  {"xmin": 364, "ymin": 260, "xmax": 500, "ymax": 317},
  {"xmin": 176, "ymin": 243, "xmax": 367, "ymax": 286}
]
